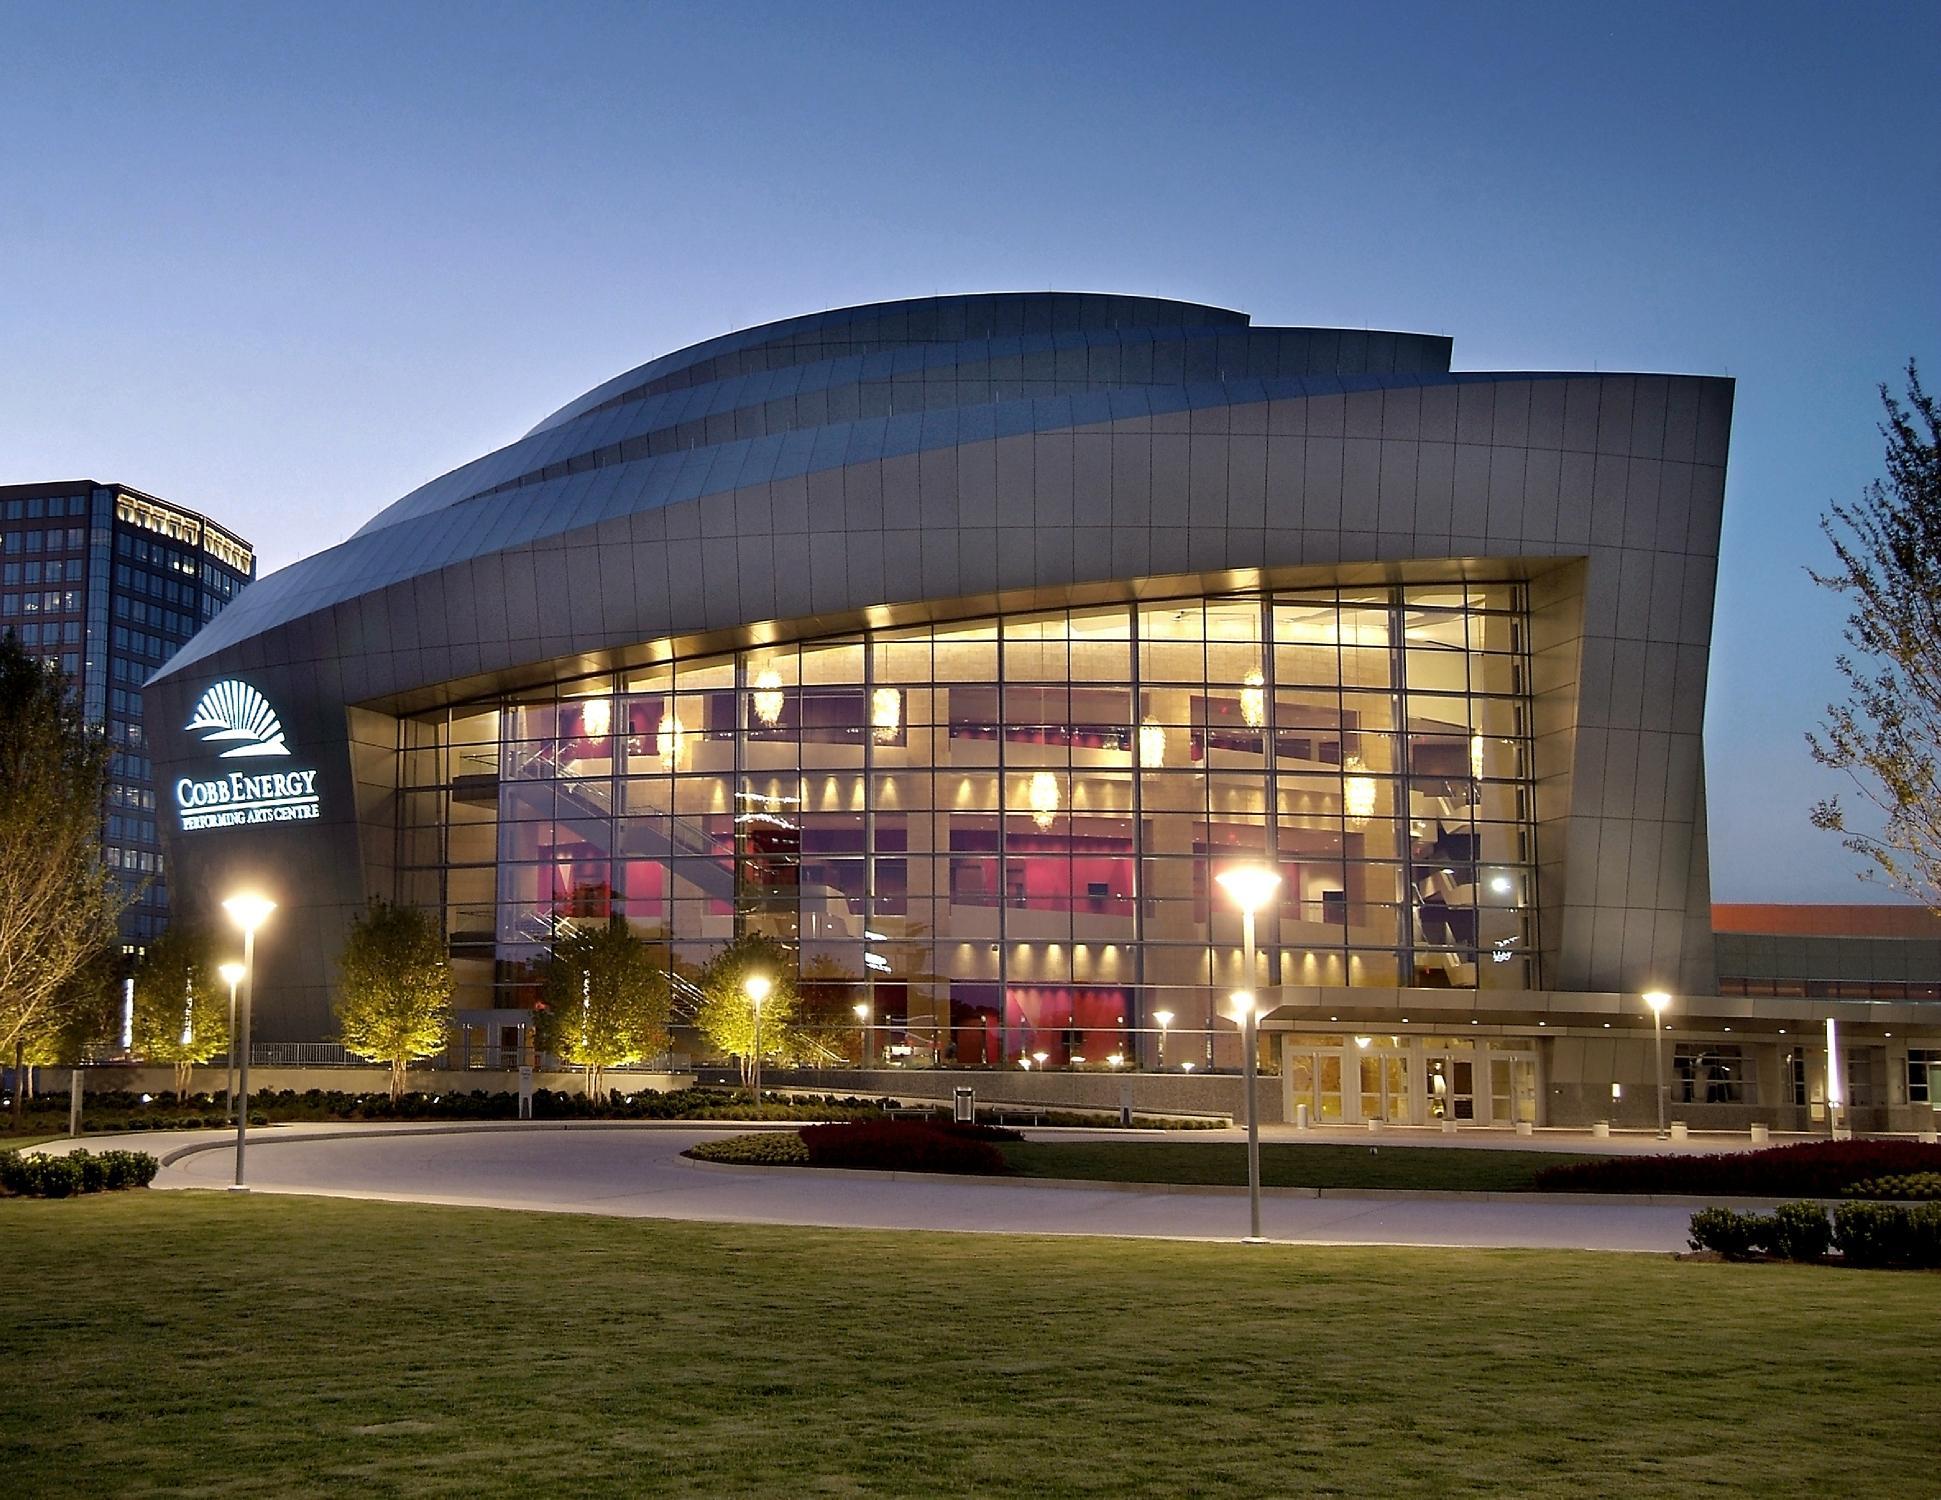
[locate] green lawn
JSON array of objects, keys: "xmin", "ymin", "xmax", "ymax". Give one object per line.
[
  {"xmin": 1002, "ymin": 1140, "xmax": 1596, "ymax": 1192},
  {"xmin": 2, "ymin": 1195, "xmax": 1935, "ymax": 1497},
  {"xmin": 0, "ymin": 1133, "xmax": 63, "ymax": 1149}
]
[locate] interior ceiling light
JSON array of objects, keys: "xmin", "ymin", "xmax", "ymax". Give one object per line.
[
  {"xmin": 752, "ymin": 668, "xmax": 785, "ymax": 727},
  {"xmin": 656, "ymin": 709, "xmax": 685, "ymax": 765},
  {"xmin": 1139, "ymin": 716, "xmax": 1168, "ymax": 767},
  {"xmin": 1241, "ymin": 668, "xmax": 1267, "ymax": 729},
  {"xmin": 1028, "ymin": 771, "xmax": 1060, "ymax": 831},
  {"xmin": 580, "ymin": 696, "xmax": 611, "ymax": 739},
  {"xmin": 1344, "ymin": 757, "xmax": 1376, "ymax": 824},
  {"xmin": 871, "ymin": 687, "xmax": 901, "ymax": 742}
]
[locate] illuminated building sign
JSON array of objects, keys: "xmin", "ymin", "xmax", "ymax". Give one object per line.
[{"xmin": 175, "ymin": 681, "xmax": 322, "ymax": 830}]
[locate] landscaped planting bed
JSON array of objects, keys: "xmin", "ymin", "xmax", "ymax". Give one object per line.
[
  {"xmin": 688, "ymin": 1119, "xmax": 1024, "ymax": 1173},
  {"xmin": 0, "ymin": 1149, "xmax": 159, "ymax": 1198},
  {"xmin": 1532, "ymin": 1138, "xmax": 1941, "ymax": 1198},
  {"xmin": 5, "ymin": 1085, "xmax": 883, "ymax": 1136}
]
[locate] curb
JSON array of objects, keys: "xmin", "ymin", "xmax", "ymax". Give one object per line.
[{"xmin": 677, "ymin": 1155, "xmax": 1852, "ymax": 1209}]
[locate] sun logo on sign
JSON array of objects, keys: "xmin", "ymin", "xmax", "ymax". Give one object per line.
[{"xmin": 184, "ymin": 680, "xmax": 291, "ymax": 759}]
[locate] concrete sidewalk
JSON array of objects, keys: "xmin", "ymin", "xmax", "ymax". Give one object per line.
[{"xmin": 101, "ymin": 1122, "xmax": 1708, "ymax": 1253}]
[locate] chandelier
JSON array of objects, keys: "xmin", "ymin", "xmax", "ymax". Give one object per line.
[
  {"xmin": 1028, "ymin": 771, "xmax": 1060, "ymax": 831},
  {"xmin": 1138, "ymin": 717, "xmax": 1167, "ymax": 768},
  {"xmin": 656, "ymin": 709, "xmax": 685, "ymax": 765},
  {"xmin": 1344, "ymin": 755, "xmax": 1376, "ymax": 824},
  {"xmin": 871, "ymin": 687, "xmax": 901, "ymax": 743},
  {"xmin": 1241, "ymin": 668, "xmax": 1266, "ymax": 729},
  {"xmin": 751, "ymin": 668, "xmax": 784, "ymax": 728}
]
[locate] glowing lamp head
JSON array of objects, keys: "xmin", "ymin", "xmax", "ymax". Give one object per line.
[
  {"xmin": 222, "ymin": 893, "xmax": 276, "ymax": 935},
  {"xmin": 1643, "ymin": 990, "xmax": 1671, "ymax": 1016},
  {"xmin": 1215, "ymin": 864, "xmax": 1282, "ymax": 915},
  {"xmin": 1153, "ymin": 1009, "xmax": 1174, "ymax": 1029},
  {"xmin": 743, "ymin": 973, "xmax": 773, "ymax": 1007},
  {"xmin": 853, "ymin": 1002, "xmax": 870, "ymax": 1021},
  {"xmin": 1230, "ymin": 991, "xmax": 1255, "ymax": 1022},
  {"xmin": 218, "ymin": 961, "xmax": 245, "ymax": 988}
]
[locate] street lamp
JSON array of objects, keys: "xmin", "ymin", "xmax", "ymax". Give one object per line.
[
  {"xmin": 221, "ymin": 892, "xmax": 276, "ymax": 1190},
  {"xmin": 1231, "ymin": 992, "xmax": 1263, "ymax": 1241},
  {"xmin": 1216, "ymin": 863, "xmax": 1281, "ymax": 1244},
  {"xmin": 744, "ymin": 972, "xmax": 772, "ymax": 1107},
  {"xmin": 853, "ymin": 1000, "xmax": 871, "ymax": 1069},
  {"xmin": 1154, "ymin": 1009, "xmax": 1174, "ymax": 1071},
  {"xmin": 218, "ymin": 961, "xmax": 244, "ymax": 1123},
  {"xmin": 1644, "ymin": 990, "xmax": 1671, "ymax": 1139}
]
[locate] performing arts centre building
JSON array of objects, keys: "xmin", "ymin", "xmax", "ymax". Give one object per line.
[{"xmin": 146, "ymin": 293, "xmax": 1941, "ymax": 1132}]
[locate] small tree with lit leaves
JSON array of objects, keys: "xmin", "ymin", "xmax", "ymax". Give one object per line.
[
  {"xmin": 534, "ymin": 917, "xmax": 670, "ymax": 1102},
  {"xmin": 693, "ymin": 933, "xmax": 801, "ymax": 1086},
  {"xmin": 132, "ymin": 924, "xmax": 229, "ymax": 1096},
  {"xmin": 336, "ymin": 898, "xmax": 453, "ymax": 1100},
  {"xmin": 1811, "ymin": 362, "xmax": 1941, "ymax": 907}
]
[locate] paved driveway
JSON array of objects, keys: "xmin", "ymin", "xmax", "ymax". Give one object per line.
[{"xmin": 126, "ymin": 1124, "xmax": 1702, "ymax": 1252}]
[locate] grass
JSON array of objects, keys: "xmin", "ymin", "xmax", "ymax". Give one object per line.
[
  {"xmin": 1, "ymin": 1195, "xmax": 1935, "ymax": 1497},
  {"xmin": 0, "ymin": 1133, "xmax": 64, "ymax": 1149},
  {"xmin": 1001, "ymin": 1141, "xmax": 1597, "ymax": 1192}
]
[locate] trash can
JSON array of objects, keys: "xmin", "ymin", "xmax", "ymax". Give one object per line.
[
  {"xmin": 1295, "ymin": 1102, "xmax": 1310, "ymax": 1130},
  {"xmin": 952, "ymin": 1086, "xmax": 975, "ymax": 1124}
]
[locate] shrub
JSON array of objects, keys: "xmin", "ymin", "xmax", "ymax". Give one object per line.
[
  {"xmin": 1537, "ymin": 1139, "xmax": 1941, "ymax": 1198},
  {"xmin": 799, "ymin": 1119, "xmax": 1008, "ymax": 1175},
  {"xmin": 1760, "ymin": 1201, "xmax": 1833, "ymax": 1262},
  {"xmin": 686, "ymin": 1132, "xmax": 811, "ymax": 1166},
  {"xmin": 1688, "ymin": 1206, "xmax": 1763, "ymax": 1259},
  {"xmin": 1832, "ymin": 1201, "xmax": 1941, "ymax": 1269},
  {"xmin": 0, "ymin": 1148, "xmax": 160, "ymax": 1197},
  {"xmin": 1844, "ymin": 1172, "xmax": 1941, "ymax": 1201}
]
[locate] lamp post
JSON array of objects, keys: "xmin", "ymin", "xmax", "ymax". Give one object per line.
[
  {"xmin": 1216, "ymin": 863, "xmax": 1282, "ymax": 1244},
  {"xmin": 1825, "ymin": 1015, "xmax": 1843, "ymax": 1139},
  {"xmin": 744, "ymin": 972, "xmax": 772, "ymax": 1106},
  {"xmin": 1153, "ymin": 1009, "xmax": 1174, "ymax": 1071},
  {"xmin": 218, "ymin": 961, "xmax": 244, "ymax": 1123},
  {"xmin": 854, "ymin": 1000, "xmax": 871, "ymax": 1069},
  {"xmin": 1644, "ymin": 990, "xmax": 1671, "ymax": 1139},
  {"xmin": 221, "ymin": 893, "xmax": 276, "ymax": 1190}
]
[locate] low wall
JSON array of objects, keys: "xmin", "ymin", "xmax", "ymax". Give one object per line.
[
  {"xmin": 735, "ymin": 1067, "xmax": 1252, "ymax": 1122},
  {"xmin": 44, "ymin": 1065, "xmax": 687, "ymax": 1099}
]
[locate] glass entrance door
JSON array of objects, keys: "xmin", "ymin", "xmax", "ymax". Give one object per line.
[
  {"xmin": 1286, "ymin": 1049, "xmax": 1345, "ymax": 1122},
  {"xmin": 1359, "ymin": 1051, "xmax": 1411, "ymax": 1123},
  {"xmin": 1426, "ymin": 1055, "xmax": 1475, "ymax": 1121},
  {"xmin": 1490, "ymin": 1056, "xmax": 1537, "ymax": 1125}
]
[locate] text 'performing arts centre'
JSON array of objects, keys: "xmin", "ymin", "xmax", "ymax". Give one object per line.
[{"xmin": 151, "ymin": 291, "xmax": 1922, "ymax": 1129}]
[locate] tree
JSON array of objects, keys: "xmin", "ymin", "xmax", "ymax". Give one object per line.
[
  {"xmin": 0, "ymin": 634, "xmax": 126, "ymax": 1128},
  {"xmin": 693, "ymin": 933, "xmax": 802, "ymax": 1085},
  {"xmin": 336, "ymin": 898, "xmax": 454, "ymax": 1100},
  {"xmin": 794, "ymin": 954, "xmax": 863, "ymax": 1066},
  {"xmin": 533, "ymin": 917, "xmax": 670, "ymax": 1102},
  {"xmin": 23, "ymin": 942, "xmax": 122, "ymax": 1072},
  {"xmin": 1810, "ymin": 362, "xmax": 1941, "ymax": 906},
  {"xmin": 132, "ymin": 925, "xmax": 229, "ymax": 1095}
]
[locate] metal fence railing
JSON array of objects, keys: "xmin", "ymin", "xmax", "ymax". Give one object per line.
[{"xmin": 249, "ymin": 1042, "xmax": 355, "ymax": 1067}]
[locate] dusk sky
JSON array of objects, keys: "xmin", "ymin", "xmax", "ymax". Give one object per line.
[{"xmin": 3, "ymin": 1, "xmax": 1936, "ymax": 902}]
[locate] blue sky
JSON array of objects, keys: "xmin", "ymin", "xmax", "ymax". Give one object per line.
[{"xmin": 3, "ymin": 1, "xmax": 1936, "ymax": 901}]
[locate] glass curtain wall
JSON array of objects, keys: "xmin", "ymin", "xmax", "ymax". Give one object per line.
[{"xmin": 399, "ymin": 583, "xmax": 1538, "ymax": 1066}]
